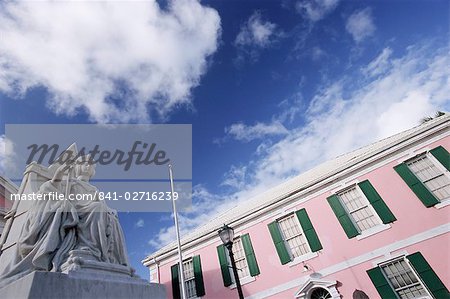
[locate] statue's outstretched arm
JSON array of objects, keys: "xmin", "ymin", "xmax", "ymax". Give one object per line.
[{"xmin": 51, "ymin": 160, "xmax": 75, "ymax": 188}]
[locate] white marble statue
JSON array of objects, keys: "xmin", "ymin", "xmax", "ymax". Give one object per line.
[{"xmin": 0, "ymin": 155, "xmax": 130, "ymax": 283}]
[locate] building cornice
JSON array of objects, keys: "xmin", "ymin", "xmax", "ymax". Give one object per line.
[{"xmin": 143, "ymin": 115, "xmax": 450, "ymax": 266}]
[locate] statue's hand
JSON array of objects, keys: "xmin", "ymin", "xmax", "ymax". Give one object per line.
[{"xmin": 53, "ymin": 159, "xmax": 76, "ymax": 182}]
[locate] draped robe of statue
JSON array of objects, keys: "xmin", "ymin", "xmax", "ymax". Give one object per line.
[{"xmin": 0, "ymin": 161, "xmax": 130, "ymax": 285}]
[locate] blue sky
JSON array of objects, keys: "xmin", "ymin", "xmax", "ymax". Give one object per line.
[{"xmin": 0, "ymin": 0, "xmax": 449, "ymax": 278}]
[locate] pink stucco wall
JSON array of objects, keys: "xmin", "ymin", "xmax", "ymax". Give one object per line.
[{"xmin": 157, "ymin": 136, "xmax": 450, "ymax": 298}]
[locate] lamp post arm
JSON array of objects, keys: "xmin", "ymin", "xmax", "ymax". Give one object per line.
[{"xmin": 227, "ymin": 244, "xmax": 244, "ymax": 299}]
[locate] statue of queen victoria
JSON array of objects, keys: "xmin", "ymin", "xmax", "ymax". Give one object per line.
[{"xmin": 0, "ymin": 153, "xmax": 130, "ymax": 284}]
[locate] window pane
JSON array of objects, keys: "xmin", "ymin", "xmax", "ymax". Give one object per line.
[
  {"xmin": 181, "ymin": 259, "xmax": 197, "ymax": 298},
  {"xmin": 230, "ymin": 238, "xmax": 250, "ymax": 279},
  {"xmin": 380, "ymin": 258, "xmax": 430, "ymax": 299},
  {"xmin": 338, "ymin": 187, "xmax": 380, "ymax": 231},
  {"xmin": 278, "ymin": 214, "xmax": 311, "ymax": 258},
  {"xmin": 407, "ymin": 154, "xmax": 450, "ymax": 201}
]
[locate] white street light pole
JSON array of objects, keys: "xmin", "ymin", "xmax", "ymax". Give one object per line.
[{"xmin": 169, "ymin": 164, "xmax": 186, "ymax": 299}]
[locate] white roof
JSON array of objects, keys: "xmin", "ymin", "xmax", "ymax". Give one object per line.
[{"xmin": 143, "ymin": 114, "xmax": 450, "ymax": 264}]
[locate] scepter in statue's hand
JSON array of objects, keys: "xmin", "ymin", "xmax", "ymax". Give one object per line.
[{"xmin": 51, "ymin": 159, "xmax": 76, "ymax": 197}]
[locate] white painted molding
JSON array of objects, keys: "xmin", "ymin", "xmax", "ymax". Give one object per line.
[
  {"xmin": 371, "ymin": 250, "xmax": 409, "ymax": 267},
  {"xmin": 229, "ymin": 276, "xmax": 256, "ymax": 289},
  {"xmin": 331, "ymin": 179, "xmax": 359, "ymax": 194},
  {"xmin": 294, "ymin": 277, "xmax": 340, "ymax": 299},
  {"xmin": 435, "ymin": 200, "xmax": 450, "ymax": 209},
  {"xmin": 289, "ymin": 252, "xmax": 319, "ymax": 268},
  {"xmin": 356, "ymin": 224, "xmax": 391, "ymax": 240}
]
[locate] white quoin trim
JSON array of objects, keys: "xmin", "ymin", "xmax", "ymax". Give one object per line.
[{"xmin": 294, "ymin": 276, "xmax": 340, "ymax": 299}]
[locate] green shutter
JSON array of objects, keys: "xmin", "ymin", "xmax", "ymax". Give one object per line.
[
  {"xmin": 367, "ymin": 267, "xmax": 397, "ymax": 298},
  {"xmin": 295, "ymin": 209, "xmax": 323, "ymax": 252},
  {"xmin": 193, "ymin": 255, "xmax": 205, "ymax": 296},
  {"xmin": 171, "ymin": 263, "xmax": 181, "ymax": 299},
  {"xmin": 407, "ymin": 252, "xmax": 450, "ymax": 299},
  {"xmin": 430, "ymin": 146, "xmax": 450, "ymax": 171},
  {"xmin": 327, "ymin": 194, "xmax": 359, "ymax": 238},
  {"xmin": 217, "ymin": 245, "xmax": 232, "ymax": 287},
  {"xmin": 241, "ymin": 234, "xmax": 260, "ymax": 276},
  {"xmin": 394, "ymin": 163, "xmax": 439, "ymax": 207},
  {"xmin": 358, "ymin": 180, "xmax": 396, "ymax": 224},
  {"xmin": 268, "ymin": 221, "xmax": 291, "ymax": 265}
]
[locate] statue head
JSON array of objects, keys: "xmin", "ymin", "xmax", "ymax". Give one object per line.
[{"xmin": 75, "ymin": 155, "xmax": 96, "ymax": 181}]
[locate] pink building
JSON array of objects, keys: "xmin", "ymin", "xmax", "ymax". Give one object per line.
[
  {"xmin": 0, "ymin": 176, "xmax": 16, "ymax": 239},
  {"xmin": 143, "ymin": 115, "xmax": 450, "ymax": 299}
]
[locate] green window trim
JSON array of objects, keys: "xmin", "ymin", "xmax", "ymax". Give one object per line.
[
  {"xmin": 429, "ymin": 146, "xmax": 450, "ymax": 171},
  {"xmin": 327, "ymin": 194, "xmax": 359, "ymax": 238},
  {"xmin": 217, "ymin": 244, "xmax": 232, "ymax": 287},
  {"xmin": 407, "ymin": 252, "xmax": 450, "ymax": 299},
  {"xmin": 268, "ymin": 221, "xmax": 291, "ymax": 264},
  {"xmin": 393, "ymin": 145, "xmax": 449, "ymax": 207},
  {"xmin": 328, "ymin": 181, "xmax": 395, "ymax": 238},
  {"xmin": 295, "ymin": 209, "xmax": 323, "ymax": 252},
  {"xmin": 367, "ymin": 252, "xmax": 450, "ymax": 299},
  {"xmin": 241, "ymin": 234, "xmax": 260, "ymax": 276},
  {"xmin": 192, "ymin": 255, "xmax": 205, "ymax": 297},
  {"xmin": 394, "ymin": 162, "xmax": 439, "ymax": 207},
  {"xmin": 367, "ymin": 267, "xmax": 397, "ymax": 298},
  {"xmin": 171, "ymin": 263, "xmax": 181, "ymax": 299},
  {"xmin": 358, "ymin": 180, "xmax": 396, "ymax": 224},
  {"xmin": 171, "ymin": 256, "xmax": 206, "ymax": 298},
  {"xmin": 217, "ymin": 234, "xmax": 260, "ymax": 287}
]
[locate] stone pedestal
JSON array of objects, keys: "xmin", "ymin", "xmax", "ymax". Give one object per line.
[
  {"xmin": 0, "ymin": 146, "xmax": 166, "ymax": 299},
  {"xmin": 0, "ymin": 270, "xmax": 166, "ymax": 299}
]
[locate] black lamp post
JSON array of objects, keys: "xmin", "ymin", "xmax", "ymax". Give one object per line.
[{"xmin": 218, "ymin": 224, "xmax": 244, "ymax": 299}]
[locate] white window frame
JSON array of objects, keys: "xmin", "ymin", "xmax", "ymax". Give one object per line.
[
  {"xmin": 379, "ymin": 256, "xmax": 432, "ymax": 299},
  {"xmin": 405, "ymin": 152, "xmax": 450, "ymax": 208},
  {"xmin": 277, "ymin": 213, "xmax": 314, "ymax": 263},
  {"xmin": 180, "ymin": 258, "xmax": 198, "ymax": 299},
  {"xmin": 149, "ymin": 263, "xmax": 159, "ymax": 283},
  {"xmin": 226, "ymin": 235, "xmax": 256, "ymax": 289},
  {"xmin": 226, "ymin": 236, "xmax": 250, "ymax": 282},
  {"xmin": 336, "ymin": 184, "xmax": 384, "ymax": 234}
]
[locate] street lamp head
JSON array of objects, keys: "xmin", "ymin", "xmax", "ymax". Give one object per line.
[
  {"xmin": 218, "ymin": 224, "xmax": 244, "ymax": 299},
  {"xmin": 218, "ymin": 224, "xmax": 234, "ymax": 246}
]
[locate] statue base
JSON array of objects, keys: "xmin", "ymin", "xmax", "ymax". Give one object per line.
[
  {"xmin": 0, "ymin": 270, "xmax": 166, "ymax": 299},
  {"xmin": 60, "ymin": 249, "xmax": 135, "ymax": 279}
]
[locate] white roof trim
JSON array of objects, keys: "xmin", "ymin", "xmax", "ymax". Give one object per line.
[{"xmin": 143, "ymin": 114, "xmax": 450, "ymax": 265}]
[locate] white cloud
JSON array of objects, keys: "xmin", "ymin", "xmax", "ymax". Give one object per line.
[
  {"xmin": 362, "ymin": 47, "xmax": 393, "ymax": 77},
  {"xmin": 0, "ymin": 135, "xmax": 16, "ymax": 176},
  {"xmin": 234, "ymin": 12, "xmax": 281, "ymax": 62},
  {"xmin": 148, "ymin": 185, "xmax": 238, "ymax": 248},
  {"xmin": 250, "ymin": 44, "xmax": 449, "ymax": 184},
  {"xmin": 225, "ymin": 121, "xmax": 288, "ymax": 142},
  {"xmin": 277, "ymin": 93, "xmax": 304, "ymax": 123},
  {"xmin": 376, "ymin": 90, "xmax": 436, "ymax": 138},
  {"xmin": 346, "ymin": 8, "xmax": 376, "ymax": 43},
  {"xmin": 296, "ymin": 0, "xmax": 340, "ymax": 22},
  {"xmin": 307, "ymin": 81, "xmax": 343, "ymax": 114},
  {"xmin": 0, "ymin": 0, "xmax": 221, "ymax": 123},
  {"xmin": 235, "ymin": 12, "xmax": 277, "ymax": 48},
  {"xmin": 135, "ymin": 218, "xmax": 145, "ymax": 228},
  {"xmin": 311, "ymin": 46, "xmax": 327, "ymax": 61},
  {"xmin": 149, "ymin": 42, "xmax": 449, "ymax": 251},
  {"xmin": 221, "ymin": 165, "xmax": 247, "ymax": 190}
]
